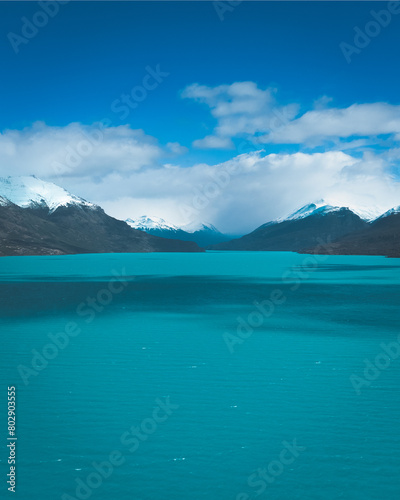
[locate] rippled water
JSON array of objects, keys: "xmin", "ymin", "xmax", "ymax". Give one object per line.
[{"xmin": 1, "ymin": 251, "xmax": 399, "ymax": 499}]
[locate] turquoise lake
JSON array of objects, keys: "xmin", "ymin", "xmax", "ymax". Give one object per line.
[{"xmin": 1, "ymin": 251, "xmax": 400, "ymax": 499}]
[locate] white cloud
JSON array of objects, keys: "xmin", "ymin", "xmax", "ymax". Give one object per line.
[
  {"xmin": 263, "ymin": 103, "xmax": 400, "ymax": 145},
  {"xmin": 182, "ymin": 82, "xmax": 272, "ymax": 116},
  {"xmin": 166, "ymin": 142, "xmax": 188, "ymax": 155},
  {"xmin": 183, "ymin": 82, "xmax": 400, "ymax": 152},
  {"xmin": 53, "ymin": 149, "xmax": 400, "ymax": 234},
  {"xmin": 1, "ymin": 121, "xmax": 399, "ymax": 235},
  {"xmin": 0, "ymin": 121, "xmax": 163, "ymax": 181},
  {"xmin": 193, "ymin": 135, "xmax": 234, "ymax": 149},
  {"xmin": 182, "ymin": 82, "xmax": 299, "ymax": 149}
]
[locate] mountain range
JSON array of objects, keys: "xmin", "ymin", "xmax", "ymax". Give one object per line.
[
  {"xmin": 125, "ymin": 216, "xmax": 231, "ymax": 247},
  {"xmin": 212, "ymin": 201, "xmax": 400, "ymax": 257},
  {"xmin": 306, "ymin": 207, "xmax": 400, "ymax": 258},
  {"xmin": 0, "ymin": 177, "xmax": 399, "ymax": 257},
  {"xmin": 0, "ymin": 176, "xmax": 202, "ymax": 256}
]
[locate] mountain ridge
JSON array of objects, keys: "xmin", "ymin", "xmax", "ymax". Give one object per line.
[
  {"xmin": 1, "ymin": 176, "xmax": 399, "ymax": 257},
  {"xmin": 126, "ymin": 215, "xmax": 230, "ymax": 247},
  {"xmin": 211, "ymin": 205, "xmax": 370, "ymax": 252},
  {"xmin": 0, "ymin": 177, "xmax": 203, "ymax": 256}
]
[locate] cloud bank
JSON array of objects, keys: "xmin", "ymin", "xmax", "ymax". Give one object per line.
[
  {"xmin": 182, "ymin": 82, "xmax": 400, "ymax": 151},
  {"xmin": 1, "ymin": 81, "xmax": 400, "ymax": 234},
  {"xmin": 0, "ymin": 121, "xmax": 168, "ymax": 180}
]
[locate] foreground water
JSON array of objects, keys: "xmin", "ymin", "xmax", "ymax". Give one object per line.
[{"xmin": 1, "ymin": 251, "xmax": 399, "ymax": 500}]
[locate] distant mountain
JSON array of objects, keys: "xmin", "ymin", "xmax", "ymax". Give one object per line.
[
  {"xmin": 180, "ymin": 221, "xmax": 231, "ymax": 247},
  {"xmin": 212, "ymin": 201, "xmax": 369, "ymax": 252},
  {"xmin": 0, "ymin": 176, "xmax": 203, "ymax": 256},
  {"xmin": 126, "ymin": 215, "xmax": 181, "ymax": 233},
  {"xmin": 274, "ymin": 200, "xmax": 383, "ymax": 223},
  {"xmin": 2, "ymin": 178, "xmax": 398, "ymax": 257},
  {"xmin": 126, "ymin": 215, "xmax": 231, "ymax": 247},
  {"xmin": 306, "ymin": 207, "xmax": 400, "ymax": 257}
]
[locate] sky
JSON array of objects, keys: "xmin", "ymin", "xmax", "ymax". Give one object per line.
[{"xmin": 1, "ymin": 1, "xmax": 400, "ymax": 233}]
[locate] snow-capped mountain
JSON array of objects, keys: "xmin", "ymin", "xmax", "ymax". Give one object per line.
[
  {"xmin": 178, "ymin": 221, "xmax": 227, "ymax": 246},
  {"xmin": 126, "ymin": 216, "xmax": 221, "ymax": 234},
  {"xmin": 213, "ymin": 201, "xmax": 370, "ymax": 252},
  {"xmin": 377, "ymin": 205, "xmax": 400, "ymax": 219},
  {"xmin": 180, "ymin": 221, "xmax": 220, "ymax": 234},
  {"xmin": 113, "ymin": 202, "xmax": 400, "ymax": 256},
  {"xmin": 126, "ymin": 216, "xmax": 180, "ymax": 232},
  {"xmin": 275, "ymin": 200, "xmax": 340, "ymax": 223},
  {"xmin": 0, "ymin": 175, "xmax": 95, "ymax": 213},
  {"xmin": 1, "ymin": 175, "xmax": 399, "ymax": 256},
  {"xmin": 125, "ymin": 216, "xmax": 228, "ymax": 247},
  {"xmin": 276, "ymin": 200, "xmax": 384, "ymax": 224},
  {"xmin": 311, "ymin": 204, "xmax": 400, "ymax": 258},
  {"xmin": 0, "ymin": 177, "xmax": 202, "ymax": 256}
]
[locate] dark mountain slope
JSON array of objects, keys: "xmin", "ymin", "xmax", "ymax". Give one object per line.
[
  {"xmin": 212, "ymin": 208, "xmax": 368, "ymax": 252},
  {"xmin": 0, "ymin": 204, "xmax": 202, "ymax": 256},
  {"xmin": 305, "ymin": 212, "xmax": 400, "ymax": 258}
]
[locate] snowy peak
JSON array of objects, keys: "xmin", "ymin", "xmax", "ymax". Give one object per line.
[
  {"xmin": 377, "ymin": 205, "xmax": 400, "ymax": 220},
  {"xmin": 277, "ymin": 200, "xmax": 339, "ymax": 222},
  {"xmin": 349, "ymin": 206, "xmax": 386, "ymax": 222},
  {"xmin": 180, "ymin": 221, "xmax": 221, "ymax": 234},
  {"xmin": 0, "ymin": 175, "xmax": 95, "ymax": 213},
  {"xmin": 125, "ymin": 216, "xmax": 221, "ymax": 234},
  {"xmin": 276, "ymin": 200, "xmax": 384, "ymax": 223},
  {"xmin": 124, "ymin": 216, "xmax": 226, "ymax": 247},
  {"xmin": 126, "ymin": 216, "xmax": 180, "ymax": 231}
]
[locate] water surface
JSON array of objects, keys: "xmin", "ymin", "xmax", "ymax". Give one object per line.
[{"xmin": 1, "ymin": 252, "xmax": 399, "ymax": 499}]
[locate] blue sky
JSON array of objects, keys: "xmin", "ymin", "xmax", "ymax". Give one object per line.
[{"xmin": 1, "ymin": 1, "xmax": 400, "ymax": 232}]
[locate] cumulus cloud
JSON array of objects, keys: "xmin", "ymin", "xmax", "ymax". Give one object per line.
[
  {"xmin": 52, "ymin": 149, "xmax": 399, "ymax": 234},
  {"xmin": 0, "ymin": 121, "xmax": 165, "ymax": 181},
  {"xmin": 183, "ymin": 82, "xmax": 400, "ymax": 152},
  {"xmin": 263, "ymin": 103, "xmax": 400, "ymax": 145},
  {"xmin": 1, "ymin": 119, "xmax": 399, "ymax": 234},
  {"xmin": 181, "ymin": 82, "xmax": 299, "ymax": 149}
]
